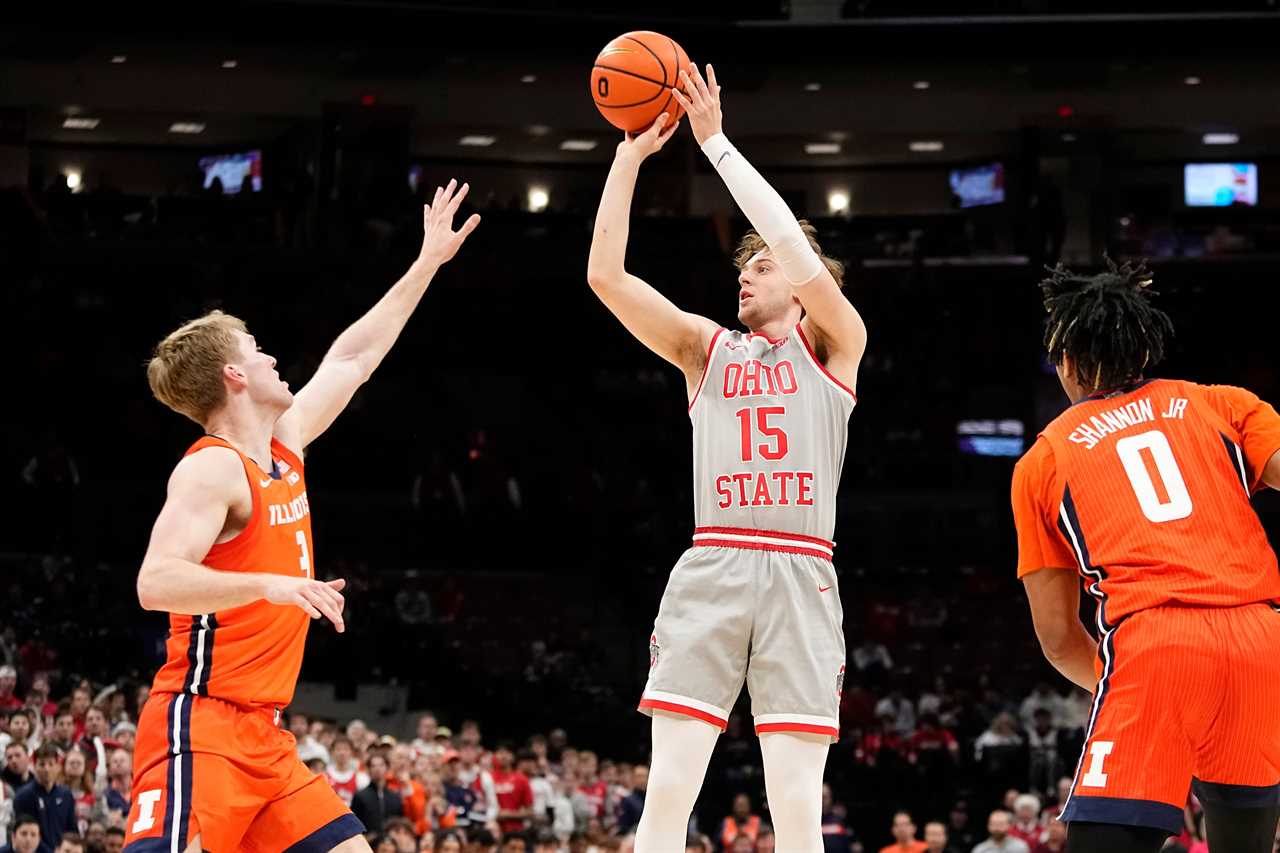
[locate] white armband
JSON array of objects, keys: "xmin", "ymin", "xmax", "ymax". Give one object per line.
[{"xmin": 701, "ymin": 132, "xmax": 823, "ymax": 285}]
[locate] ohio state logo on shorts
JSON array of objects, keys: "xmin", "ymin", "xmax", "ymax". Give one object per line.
[
  {"xmin": 835, "ymin": 664, "xmax": 846, "ymax": 698},
  {"xmin": 649, "ymin": 634, "xmax": 660, "ymax": 669}
]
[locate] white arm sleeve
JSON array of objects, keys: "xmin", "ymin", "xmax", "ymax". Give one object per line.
[{"xmin": 701, "ymin": 132, "xmax": 823, "ymax": 286}]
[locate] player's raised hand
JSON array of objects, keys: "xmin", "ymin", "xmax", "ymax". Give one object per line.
[
  {"xmin": 615, "ymin": 111, "xmax": 680, "ymax": 163},
  {"xmin": 262, "ymin": 575, "xmax": 348, "ymax": 633},
  {"xmin": 419, "ymin": 178, "xmax": 482, "ymax": 267},
  {"xmin": 671, "ymin": 62, "xmax": 722, "ymax": 146}
]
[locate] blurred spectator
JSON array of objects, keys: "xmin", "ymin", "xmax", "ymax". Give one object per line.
[
  {"xmin": 0, "ymin": 668, "xmax": 20, "ymax": 712},
  {"xmin": 104, "ymin": 827, "xmax": 124, "ymax": 853},
  {"xmin": 728, "ymin": 834, "xmax": 755, "ymax": 853},
  {"xmin": 289, "ymin": 712, "xmax": 330, "ymax": 766},
  {"xmin": 25, "ymin": 676, "xmax": 57, "ymax": 723},
  {"xmin": 458, "ymin": 741, "xmax": 498, "ymax": 829},
  {"xmin": 411, "ymin": 713, "xmax": 440, "ymax": 760},
  {"xmin": 94, "ymin": 749, "xmax": 131, "ymax": 827},
  {"xmin": 48, "ymin": 713, "xmax": 75, "ymax": 754},
  {"xmin": 325, "ymin": 735, "xmax": 369, "ymax": 807},
  {"xmin": 856, "ymin": 712, "xmax": 906, "ymax": 768},
  {"xmin": 60, "ymin": 750, "xmax": 94, "ymax": 833},
  {"xmin": 387, "ymin": 744, "xmax": 428, "ymax": 836},
  {"xmin": 352, "ymin": 752, "xmax": 403, "ymax": 833},
  {"xmin": 907, "ymin": 714, "xmax": 959, "ymax": 765},
  {"xmin": 719, "ymin": 794, "xmax": 761, "ymax": 850},
  {"xmin": 384, "ymin": 817, "xmax": 417, "ymax": 853},
  {"xmin": 819, "ymin": 785, "xmax": 853, "ymax": 853},
  {"xmin": 1039, "ymin": 778, "xmax": 1072, "ymax": 825},
  {"xmin": 574, "ymin": 751, "xmax": 608, "ymax": 826},
  {"xmin": 922, "ymin": 821, "xmax": 956, "ymax": 853},
  {"xmin": 878, "ymin": 810, "xmax": 926, "ymax": 853},
  {"xmin": 1025, "ymin": 710, "xmax": 1059, "ymax": 798},
  {"xmin": 518, "ymin": 749, "xmax": 555, "ymax": 828},
  {"xmin": 77, "ymin": 707, "xmax": 117, "ymax": 778},
  {"xmin": 1030, "ymin": 819, "xmax": 1066, "ymax": 853},
  {"xmin": 54, "ymin": 834, "xmax": 84, "ymax": 853},
  {"xmin": 616, "ymin": 764, "xmax": 646, "ymax": 836},
  {"xmin": 1008, "ymin": 795, "xmax": 1043, "ymax": 847},
  {"xmin": 3, "ymin": 744, "xmax": 32, "ymax": 795},
  {"xmin": 2, "ymin": 710, "xmax": 38, "ymax": 754},
  {"xmin": 875, "ymin": 691, "xmax": 916, "ymax": 737},
  {"xmin": 491, "ymin": 742, "xmax": 534, "ymax": 836},
  {"xmin": 852, "ymin": 639, "xmax": 893, "ymax": 687},
  {"xmin": 972, "ymin": 811, "xmax": 1030, "ymax": 853},
  {"xmin": 15, "ymin": 744, "xmax": 75, "ymax": 845},
  {"xmin": 2, "ymin": 815, "xmax": 41, "ymax": 853},
  {"xmin": 945, "ymin": 802, "xmax": 977, "ymax": 852},
  {"xmin": 974, "ymin": 714, "xmax": 1026, "ymax": 802},
  {"xmin": 755, "ymin": 826, "xmax": 775, "ymax": 853},
  {"xmin": 442, "ymin": 751, "xmax": 479, "ymax": 831},
  {"xmin": 1018, "ymin": 685, "xmax": 1064, "ymax": 730}
]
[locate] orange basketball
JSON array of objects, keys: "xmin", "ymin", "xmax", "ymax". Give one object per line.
[{"xmin": 591, "ymin": 31, "xmax": 691, "ymax": 134}]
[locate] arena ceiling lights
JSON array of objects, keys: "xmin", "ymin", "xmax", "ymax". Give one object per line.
[
  {"xmin": 168, "ymin": 122, "xmax": 206, "ymax": 134},
  {"xmin": 805, "ymin": 143, "xmax": 841, "ymax": 155},
  {"xmin": 62, "ymin": 117, "xmax": 100, "ymax": 130},
  {"xmin": 909, "ymin": 140, "xmax": 945, "ymax": 152},
  {"xmin": 458, "ymin": 135, "xmax": 496, "ymax": 147},
  {"xmin": 559, "ymin": 139, "xmax": 597, "ymax": 151},
  {"xmin": 1202, "ymin": 132, "xmax": 1239, "ymax": 145}
]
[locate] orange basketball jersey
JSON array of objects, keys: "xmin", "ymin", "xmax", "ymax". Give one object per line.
[
  {"xmin": 149, "ymin": 435, "xmax": 314, "ymax": 710},
  {"xmin": 1014, "ymin": 378, "xmax": 1280, "ymax": 621}
]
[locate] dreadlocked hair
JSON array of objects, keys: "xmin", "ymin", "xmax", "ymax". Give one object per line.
[{"xmin": 1039, "ymin": 256, "xmax": 1175, "ymax": 393}]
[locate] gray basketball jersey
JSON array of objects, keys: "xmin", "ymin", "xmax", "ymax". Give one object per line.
[{"xmin": 689, "ymin": 325, "xmax": 856, "ymax": 543}]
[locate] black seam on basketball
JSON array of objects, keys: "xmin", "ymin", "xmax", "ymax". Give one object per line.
[
  {"xmin": 656, "ymin": 89, "xmax": 675, "ymax": 120},
  {"xmin": 593, "ymin": 63, "xmax": 668, "ymax": 88},
  {"xmin": 621, "ymin": 35, "xmax": 666, "ymax": 86}
]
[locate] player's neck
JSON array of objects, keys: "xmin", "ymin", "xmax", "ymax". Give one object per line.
[
  {"xmin": 204, "ymin": 401, "xmax": 278, "ymax": 473},
  {"xmin": 747, "ymin": 317, "xmax": 795, "ymax": 343}
]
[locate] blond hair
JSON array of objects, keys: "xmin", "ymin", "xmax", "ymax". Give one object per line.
[
  {"xmin": 146, "ymin": 310, "xmax": 248, "ymax": 424},
  {"xmin": 733, "ymin": 220, "xmax": 845, "ymax": 288}
]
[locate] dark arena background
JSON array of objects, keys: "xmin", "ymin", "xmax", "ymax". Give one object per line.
[{"xmin": 3, "ymin": 2, "xmax": 1280, "ymax": 852}]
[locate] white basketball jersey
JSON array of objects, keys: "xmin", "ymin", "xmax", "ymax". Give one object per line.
[{"xmin": 689, "ymin": 325, "xmax": 856, "ymax": 541}]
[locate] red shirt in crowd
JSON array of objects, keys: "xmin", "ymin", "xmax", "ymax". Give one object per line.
[
  {"xmin": 576, "ymin": 779, "xmax": 608, "ymax": 818},
  {"xmin": 855, "ymin": 732, "xmax": 905, "ymax": 766},
  {"xmin": 491, "ymin": 768, "xmax": 533, "ymax": 834},
  {"xmin": 907, "ymin": 727, "xmax": 957, "ymax": 760},
  {"xmin": 0, "ymin": 694, "xmax": 22, "ymax": 712}
]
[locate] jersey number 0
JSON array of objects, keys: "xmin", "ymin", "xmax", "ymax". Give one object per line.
[{"xmin": 1116, "ymin": 430, "xmax": 1193, "ymax": 523}]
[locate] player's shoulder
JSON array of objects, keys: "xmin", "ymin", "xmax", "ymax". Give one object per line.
[
  {"xmin": 168, "ymin": 444, "xmax": 245, "ymax": 499},
  {"xmin": 1012, "ymin": 436, "xmax": 1056, "ymax": 493}
]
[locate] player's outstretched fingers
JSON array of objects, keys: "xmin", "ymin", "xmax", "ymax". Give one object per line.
[
  {"xmin": 447, "ymin": 182, "xmax": 470, "ymax": 215},
  {"xmin": 678, "ymin": 70, "xmax": 701, "ymax": 110},
  {"xmin": 326, "ymin": 578, "xmax": 347, "ymax": 592},
  {"xmin": 306, "ymin": 586, "xmax": 345, "ymax": 632},
  {"xmin": 707, "ymin": 63, "xmax": 720, "ymax": 97},
  {"xmin": 458, "ymin": 213, "xmax": 481, "ymax": 240},
  {"xmin": 293, "ymin": 592, "xmax": 323, "ymax": 621}
]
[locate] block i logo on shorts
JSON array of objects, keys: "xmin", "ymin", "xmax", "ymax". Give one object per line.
[{"xmin": 649, "ymin": 634, "xmax": 660, "ymax": 669}]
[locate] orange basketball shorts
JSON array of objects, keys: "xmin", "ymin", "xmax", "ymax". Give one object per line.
[
  {"xmin": 1061, "ymin": 603, "xmax": 1280, "ymax": 832},
  {"xmin": 123, "ymin": 692, "xmax": 363, "ymax": 853}
]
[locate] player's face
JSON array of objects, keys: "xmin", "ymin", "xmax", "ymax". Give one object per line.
[
  {"xmin": 737, "ymin": 252, "xmax": 799, "ymax": 330},
  {"xmin": 233, "ymin": 331, "xmax": 293, "ymax": 411}
]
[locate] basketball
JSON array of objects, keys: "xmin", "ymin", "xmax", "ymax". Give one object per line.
[{"xmin": 591, "ymin": 30, "xmax": 692, "ymax": 133}]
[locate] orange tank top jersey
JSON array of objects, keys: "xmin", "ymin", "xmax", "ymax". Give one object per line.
[
  {"xmin": 1013, "ymin": 378, "xmax": 1280, "ymax": 621},
  {"xmin": 149, "ymin": 435, "xmax": 314, "ymax": 709}
]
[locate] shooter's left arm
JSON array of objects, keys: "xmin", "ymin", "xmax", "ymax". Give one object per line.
[
  {"xmin": 275, "ymin": 180, "xmax": 480, "ymax": 453},
  {"xmin": 673, "ymin": 63, "xmax": 866, "ymax": 392}
]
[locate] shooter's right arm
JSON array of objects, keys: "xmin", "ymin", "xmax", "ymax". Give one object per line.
[
  {"xmin": 136, "ymin": 448, "xmax": 346, "ymax": 629},
  {"xmin": 587, "ymin": 115, "xmax": 718, "ymax": 383}
]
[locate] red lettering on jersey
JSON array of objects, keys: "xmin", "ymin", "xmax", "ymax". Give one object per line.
[
  {"xmin": 772, "ymin": 471, "xmax": 795, "ymax": 505},
  {"xmin": 775, "ymin": 361, "xmax": 798, "ymax": 394},
  {"xmin": 796, "ymin": 472, "xmax": 814, "ymax": 506},
  {"xmin": 742, "ymin": 360, "xmax": 763, "ymax": 396},
  {"xmin": 716, "ymin": 476, "xmax": 733, "ymax": 509},
  {"xmin": 722, "ymin": 360, "xmax": 800, "ymax": 400},
  {"xmin": 751, "ymin": 473, "xmax": 774, "ymax": 506},
  {"xmin": 732, "ymin": 473, "xmax": 753, "ymax": 505},
  {"xmin": 723, "ymin": 363, "xmax": 743, "ymax": 398}
]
